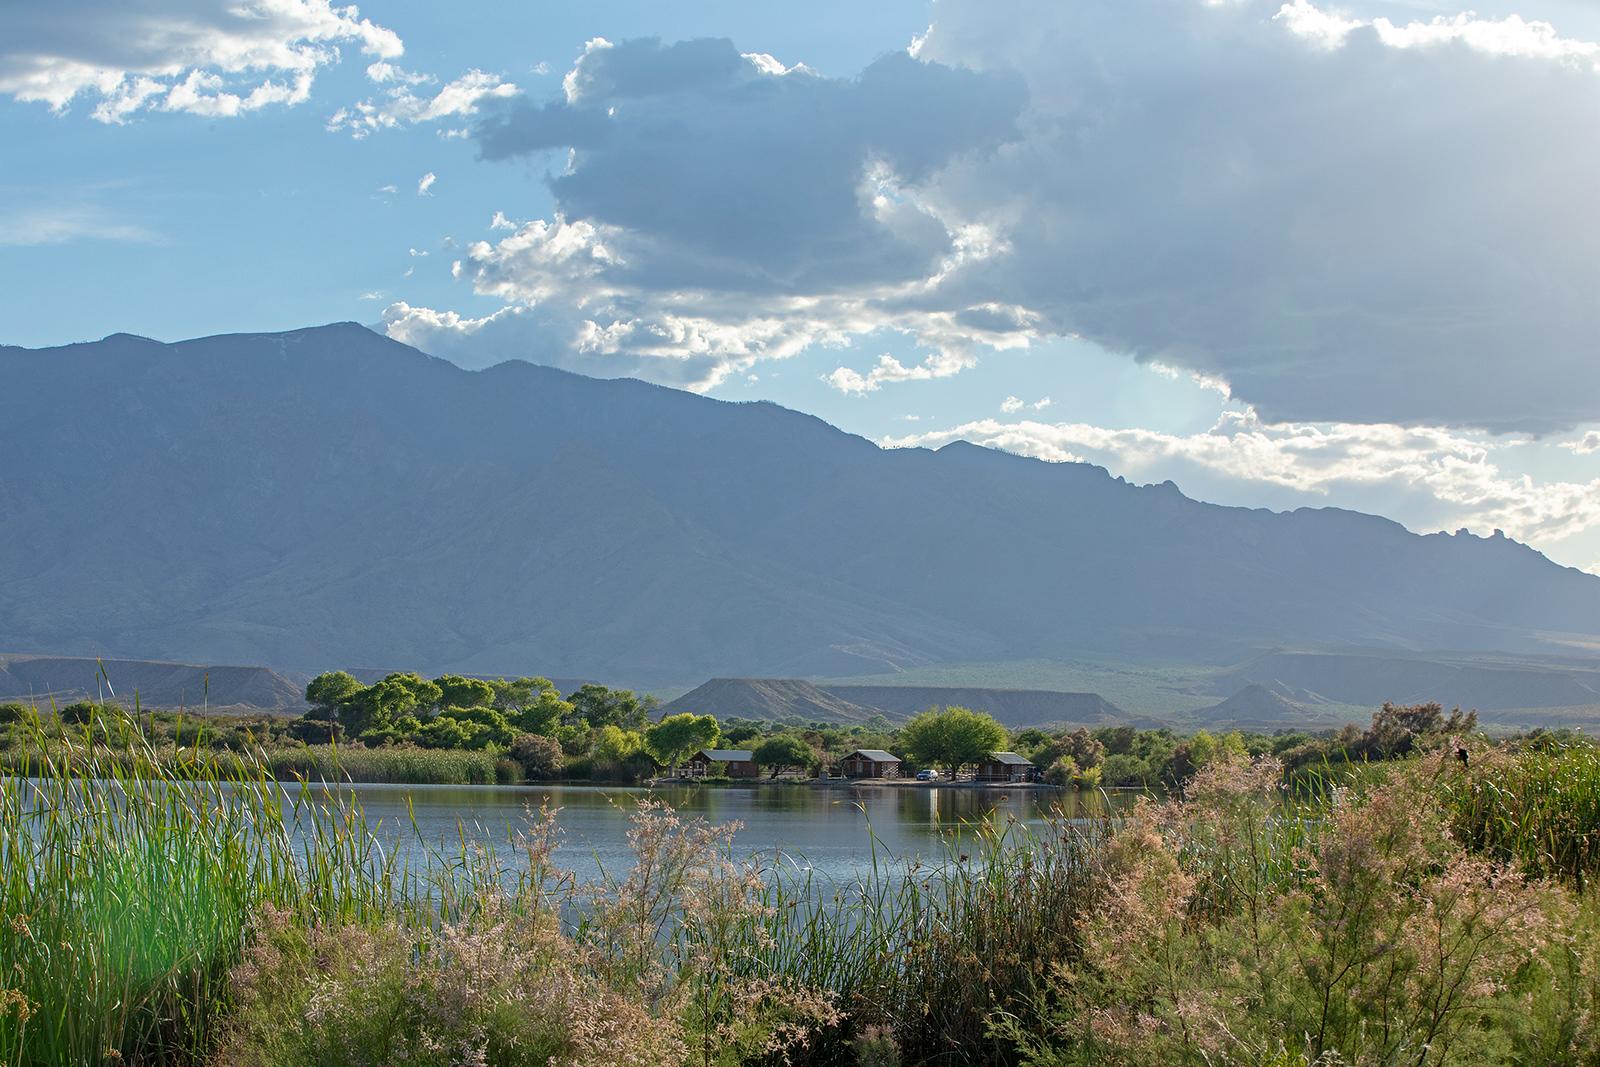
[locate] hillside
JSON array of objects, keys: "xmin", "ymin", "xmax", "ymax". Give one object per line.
[
  {"xmin": 1187, "ymin": 684, "xmax": 1334, "ymax": 730},
  {"xmin": 0, "ymin": 654, "xmax": 304, "ymax": 712},
  {"xmin": 820, "ymin": 685, "xmax": 1131, "ymax": 728},
  {"xmin": 4, "ymin": 323, "xmax": 1600, "ymax": 688},
  {"xmin": 1210, "ymin": 650, "xmax": 1600, "ymax": 712},
  {"xmin": 660, "ymin": 678, "xmax": 891, "ymax": 725}
]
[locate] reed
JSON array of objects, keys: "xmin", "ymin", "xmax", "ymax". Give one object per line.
[
  {"xmin": 0, "ymin": 704, "xmax": 460, "ymax": 1065},
  {"xmin": 1437, "ymin": 739, "xmax": 1600, "ymax": 887}
]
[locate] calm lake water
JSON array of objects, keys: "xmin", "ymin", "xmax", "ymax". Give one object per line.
[{"xmin": 326, "ymin": 782, "xmax": 1127, "ymax": 887}]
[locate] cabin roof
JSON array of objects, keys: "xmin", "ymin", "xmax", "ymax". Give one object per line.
[
  {"xmin": 696, "ymin": 749, "xmax": 754, "ymax": 762},
  {"xmin": 986, "ymin": 751, "xmax": 1035, "ymax": 766},
  {"xmin": 845, "ymin": 749, "xmax": 901, "ymax": 762}
]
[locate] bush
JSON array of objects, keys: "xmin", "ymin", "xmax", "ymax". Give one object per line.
[
  {"xmin": 509, "ymin": 732, "xmax": 564, "ymax": 780},
  {"xmin": 1043, "ymin": 755, "xmax": 1078, "ymax": 787},
  {"xmin": 216, "ymin": 906, "xmax": 686, "ymax": 1067}
]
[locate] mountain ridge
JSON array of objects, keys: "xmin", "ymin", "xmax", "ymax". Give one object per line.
[{"xmin": 3, "ymin": 322, "xmax": 1598, "ymax": 688}]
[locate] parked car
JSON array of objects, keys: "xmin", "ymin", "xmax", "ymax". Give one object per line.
[{"xmin": 915, "ymin": 768, "xmax": 940, "ymax": 781}]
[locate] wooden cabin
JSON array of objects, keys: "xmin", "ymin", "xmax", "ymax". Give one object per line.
[
  {"xmin": 974, "ymin": 751, "xmax": 1039, "ymax": 783},
  {"xmin": 839, "ymin": 749, "xmax": 902, "ymax": 779},
  {"xmin": 679, "ymin": 749, "xmax": 760, "ymax": 779}
]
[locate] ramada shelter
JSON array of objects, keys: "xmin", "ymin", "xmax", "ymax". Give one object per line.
[
  {"xmin": 839, "ymin": 749, "xmax": 902, "ymax": 778},
  {"xmin": 679, "ymin": 749, "xmax": 760, "ymax": 779},
  {"xmin": 974, "ymin": 751, "xmax": 1040, "ymax": 783}
]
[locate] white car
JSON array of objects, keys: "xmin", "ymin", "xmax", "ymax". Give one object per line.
[{"xmin": 915, "ymin": 769, "xmax": 940, "ymax": 781}]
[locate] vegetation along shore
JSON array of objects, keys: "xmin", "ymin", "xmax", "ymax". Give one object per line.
[{"xmin": 6, "ymin": 694, "xmax": 1600, "ymax": 1064}]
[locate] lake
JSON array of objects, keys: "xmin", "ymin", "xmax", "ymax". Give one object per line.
[{"xmin": 322, "ymin": 781, "xmax": 1127, "ymax": 887}]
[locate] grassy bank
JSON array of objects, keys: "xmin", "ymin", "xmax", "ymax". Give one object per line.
[{"xmin": 8, "ymin": 706, "xmax": 1600, "ymax": 1065}]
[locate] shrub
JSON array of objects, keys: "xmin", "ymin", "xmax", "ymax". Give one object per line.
[
  {"xmin": 216, "ymin": 905, "xmax": 686, "ymax": 1067},
  {"xmin": 510, "ymin": 732, "xmax": 565, "ymax": 780}
]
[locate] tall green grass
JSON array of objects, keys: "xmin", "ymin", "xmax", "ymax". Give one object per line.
[
  {"xmin": 1438, "ymin": 741, "xmax": 1600, "ymax": 887},
  {"xmin": 0, "ymin": 705, "xmax": 484, "ymax": 1065},
  {"xmin": 260, "ymin": 744, "xmax": 521, "ymax": 785}
]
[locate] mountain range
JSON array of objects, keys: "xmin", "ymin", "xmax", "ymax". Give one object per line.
[{"xmin": 3, "ymin": 323, "xmax": 1599, "ymax": 699}]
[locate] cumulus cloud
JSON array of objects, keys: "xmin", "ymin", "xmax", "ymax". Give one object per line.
[
  {"xmin": 389, "ymin": 36, "xmax": 1028, "ymax": 390},
  {"xmin": 391, "ymin": 3, "xmax": 1600, "ymax": 430},
  {"xmin": 0, "ymin": 0, "xmax": 400, "ymax": 122},
  {"xmin": 1566, "ymin": 431, "xmax": 1600, "ymax": 455},
  {"xmin": 884, "ymin": 411, "xmax": 1600, "ymax": 548},
  {"xmin": 910, "ymin": 0, "xmax": 1600, "ymax": 431},
  {"xmin": 824, "ymin": 351, "xmax": 978, "ymax": 396},
  {"xmin": 327, "ymin": 67, "xmax": 518, "ymax": 138},
  {"xmin": 379, "ymin": 300, "xmax": 730, "ymax": 385},
  {"xmin": 1001, "ymin": 395, "xmax": 1025, "ymax": 414}
]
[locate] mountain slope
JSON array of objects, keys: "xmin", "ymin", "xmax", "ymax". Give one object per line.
[
  {"xmin": 661, "ymin": 678, "xmax": 891, "ymax": 725},
  {"xmin": 820, "ymin": 685, "xmax": 1130, "ymax": 728},
  {"xmin": 3, "ymin": 323, "xmax": 1599, "ymax": 687}
]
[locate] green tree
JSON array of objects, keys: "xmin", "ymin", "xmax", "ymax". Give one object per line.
[
  {"xmin": 343, "ymin": 673, "xmax": 438, "ymax": 740},
  {"xmin": 413, "ymin": 716, "xmax": 478, "ymax": 749},
  {"xmin": 592, "ymin": 724, "xmax": 645, "ymax": 763},
  {"xmin": 436, "ymin": 706, "xmax": 515, "ymax": 749},
  {"xmin": 304, "ymin": 671, "xmax": 363, "ymax": 719},
  {"xmin": 753, "ymin": 734, "xmax": 816, "ymax": 778},
  {"xmin": 434, "ymin": 675, "xmax": 494, "ymax": 711},
  {"xmin": 899, "ymin": 706, "xmax": 1007, "ymax": 779},
  {"xmin": 644, "ymin": 713, "xmax": 720, "ymax": 770},
  {"xmin": 493, "ymin": 677, "xmax": 571, "ymax": 735},
  {"xmin": 568, "ymin": 684, "xmax": 655, "ymax": 731},
  {"xmin": 0, "ymin": 702, "xmax": 32, "ymax": 726}
]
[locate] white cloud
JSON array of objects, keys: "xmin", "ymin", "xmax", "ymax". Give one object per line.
[
  {"xmin": 997, "ymin": 394, "xmax": 1053, "ymax": 413},
  {"xmin": 389, "ymin": 37, "xmax": 1030, "ymax": 389},
  {"xmin": 0, "ymin": 204, "xmax": 161, "ymax": 246},
  {"xmin": 909, "ymin": 0, "xmax": 1600, "ymax": 431},
  {"xmin": 884, "ymin": 410, "xmax": 1600, "ymax": 548},
  {"xmin": 398, "ymin": 6, "xmax": 1600, "ymax": 430},
  {"xmin": 823, "ymin": 351, "xmax": 978, "ymax": 396},
  {"xmin": 0, "ymin": 0, "xmax": 400, "ymax": 122},
  {"xmin": 1566, "ymin": 431, "xmax": 1600, "ymax": 455},
  {"xmin": 327, "ymin": 68, "xmax": 518, "ymax": 138},
  {"xmin": 489, "ymin": 211, "xmax": 517, "ymax": 231},
  {"xmin": 407, "ymin": 247, "xmax": 428, "ymax": 257},
  {"xmin": 416, "ymin": 172, "xmax": 436, "ymax": 197}
]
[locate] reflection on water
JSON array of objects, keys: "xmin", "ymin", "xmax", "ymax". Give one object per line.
[{"xmin": 333, "ymin": 782, "xmax": 1134, "ymax": 887}]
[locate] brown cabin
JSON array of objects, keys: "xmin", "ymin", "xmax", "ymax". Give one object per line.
[
  {"xmin": 679, "ymin": 749, "xmax": 760, "ymax": 779},
  {"xmin": 974, "ymin": 751, "xmax": 1040, "ymax": 783},
  {"xmin": 839, "ymin": 749, "xmax": 902, "ymax": 779}
]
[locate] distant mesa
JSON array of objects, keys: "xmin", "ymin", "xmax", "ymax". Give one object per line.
[
  {"xmin": 658, "ymin": 678, "xmax": 886, "ymax": 725},
  {"xmin": 0, "ymin": 654, "xmax": 303, "ymax": 712}
]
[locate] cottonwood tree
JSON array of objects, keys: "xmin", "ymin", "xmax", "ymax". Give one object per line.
[
  {"xmin": 492, "ymin": 676, "xmax": 571, "ymax": 734},
  {"xmin": 900, "ymin": 705, "xmax": 1007, "ymax": 779},
  {"xmin": 645, "ymin": 713, "xmax": 720, "ymax": 771},
  {"xmin": 753, "ymin": 734, "xmax": 816, "ymax": 778}
]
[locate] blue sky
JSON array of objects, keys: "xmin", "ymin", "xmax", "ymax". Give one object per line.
[{"xmin": 3, "ymin": 0, "xmax": 1600, "ymax": 572}]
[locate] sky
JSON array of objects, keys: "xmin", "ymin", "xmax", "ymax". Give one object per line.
[{"xmin": 2, "ymin": 0, "xmax": 1599, "ymax": 572}]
